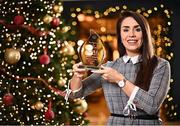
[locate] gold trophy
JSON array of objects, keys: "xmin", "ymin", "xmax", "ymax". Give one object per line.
[{"xmin": 78, "ymin": 29, "xmax": 106, "ymax": 71}]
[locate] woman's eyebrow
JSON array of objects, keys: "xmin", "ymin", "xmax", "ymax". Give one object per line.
[
  {"xmin": 121, "ymin": 26, "xmax": 129, "ymax": 28},
  {"xmin": 134, "ymin": 25, "xmax": 141, "ymax": 28},
  {"xmin": 121, "ymin": 25, "xmax": 140, "ymax": 28}
]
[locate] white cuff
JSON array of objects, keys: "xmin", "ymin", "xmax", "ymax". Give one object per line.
[
  {"xmin": 123, "ymin": 86, "xmax": 139, "ymax": 116},
  {"xmin": 64, "ymin": 80, "xmax": 72, "ymax": 103},
  {"xmin": 64, "ymin": 80, "xmax": 82, "ymax": 103},
  {"xmin": 72, "ymin": 85, "xmax": 82, "ymax": 93}
]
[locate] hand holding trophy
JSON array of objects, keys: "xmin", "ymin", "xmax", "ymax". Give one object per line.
[{"xmin": 78, "ymin": 29, "xmax": 106, "ymax": 71}]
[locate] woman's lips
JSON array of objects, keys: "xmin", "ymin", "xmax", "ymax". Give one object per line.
[
  {"xmin": 127, "ymin": 40, "xmax": 138, "ymax": 44},
  {"xmin": 127, "ymin": 40, "xmax": 138, "ymax": 43}
]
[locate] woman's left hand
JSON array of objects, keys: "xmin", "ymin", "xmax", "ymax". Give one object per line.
[{"xmin": 92, "ymin": 65, "xmax": 124, "ymax": 83}]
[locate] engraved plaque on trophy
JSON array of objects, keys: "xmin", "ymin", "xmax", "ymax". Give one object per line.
[{"xmin": 78, "ymin": 29, "xmax": 106, "ymax": 71}]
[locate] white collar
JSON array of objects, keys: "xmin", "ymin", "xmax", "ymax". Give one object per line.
[{"xmin": 122, "ymin": 55, "xmax": 142, "ymax": 64}]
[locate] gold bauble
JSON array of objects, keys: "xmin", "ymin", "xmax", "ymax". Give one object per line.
[
  {"xmin": 4, "ymin": 48, "xmax": 21, "ymax": 64},
  {"xmin": 43, "ymin": 14, "xmax": 53, "ymax": 24},
  {"xmin": 74, "ymin": 99, "xmax": 88, "ymax": 114},
  {"xmin": 6, "ymin": 37, "xmax": 12, "ymax": 42},
  {"xmin": 67, "ymin": 45, "xmax": 75, "ymax": 55},
  {"xmin": 31, "ymin": 105, "xmax": 35, "ymax": 109},
  {"xmin": 34, "ymin": 101, "xmax": 44, "ymax": 110},
  {"xmin": 61, "ymin": 45, "xmax": 75, "ymax": 56},
  {"xmin": 53, "ymin": 5, "xmax": 63, "ymax": 13},
  {"xmin": 58, "ymin": 79, "xmax": 66, "ymax": 87}
]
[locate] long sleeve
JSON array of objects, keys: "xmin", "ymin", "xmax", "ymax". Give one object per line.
[
  {"xmin": 70, "ymin": 61, "xmax": 115, "ymax": 99},
  {"xmin": 133, "ymin": 59, "xmax": 171, "ymax": 115},
  {"xmin": 71, "ymin": 72, "xmax": 103, "ymax": 99}
]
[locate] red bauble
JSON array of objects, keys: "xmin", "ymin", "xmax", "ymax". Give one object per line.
[
  {"xmin": 51, "ymin": 17, "xmax": 60, "ymax": 27},
  {"xmin": 13, "ymin": 15, "xmax": 24, "ymax": 25},
  {"xmin": 39, "ymin": 54, "xmax": 50, "ymax": 65},
  {"xmin": 3, "ymin": 93, "xmax": 14, "ymax": 106},
  {"xmin": 83, "ymin": 112, "xmax": 88, "ymax": 117},
  {"xmin": 44, "ymin": 110, "xmax": 55, "ymax": 121}
]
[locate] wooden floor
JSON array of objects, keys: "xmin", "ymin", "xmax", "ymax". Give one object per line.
[
  {"xmin": 85, "ymin": 89, "xmax": 109, "ymax": 125},
  {"xmin": 85, "ymin": 90, "xmax": 180, "ymax": 125}
]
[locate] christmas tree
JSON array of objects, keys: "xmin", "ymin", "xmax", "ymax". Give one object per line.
[{"xmin": 0, "ymin": 0, "xmax": 88, "ymax": 125}]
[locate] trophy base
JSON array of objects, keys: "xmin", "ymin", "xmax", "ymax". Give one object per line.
[{"xmin": 78, "ymin": 65, "xmax": 100, "ymax": 71}]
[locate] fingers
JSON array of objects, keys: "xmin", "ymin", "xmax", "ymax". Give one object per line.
[
  {"xmin": 102, "ymin": 76, "xmax": 107, "ymax": 80},
  {"xmin": 72, "ymin": 62, "xmax": 81, "ymax": 69},
  {"xmin": 100, "ymin": 65, "xmax": 106, "ymax": 69},
  {"xmin": 92, "ymin": 65, "xmax": 108, "ymax": 74},
  {"xmin": 77, "ymin": 62, "xmax": 83, "ymax": 67},
  {"xmin": 102, "ymin": 74, "xmax": 108, "ymax": 80},
  {"xmin": 92, "ymin": 66, "xmax": 117, "ymax": 82},
  {"xmin": 92, "ymin": 68, "xmax": 108, "ymax": 80},
  {"xmin": 72, "ymin": 62, "xmax": 86, "ymax": 78},
  {"xmin": 91, "ymin": 69, "xmax": 105, "ymax": 74},
  {"xmin": 73, "ymin": 62, "xmax": 86, "ymax": 72},
  {"xmin": 74, "ymin": 72, "xmax": 84, "ymax": 78}
]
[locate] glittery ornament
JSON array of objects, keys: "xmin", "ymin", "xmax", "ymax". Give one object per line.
[
  {"xmin": 58, "ymin": 79, "xmax": 66, "ymax": 86},
  {"xmin": 74, "ymin": 99, "xmax": 88, "ymax": 114},
  {"xmin": 44, "ymin": 101, "xmax": 55, "ymax": 121},
  {"xmin": 61, "ymin": 42, "xmax": 75, "ymax": 56},
  {"xmin": 39, "ymin": 48, "xmax": 50, "ymax": 65},
  {"xmin": 13, "ymin": 15, "xmax": 24, "ymax": 25},
  {"xmin": 3, "ymin": 93, "xmax": 14, "ymax": 106},
  {"xmin": 43, "ymin": 15, "xmax": 53, "ymax": 24},
  {"xmin": 34, "ymin": 101, "xmax": 44, "ymax": 110},
  {"xmin": 53, "ymin": 5, "xmax": 63, "ymax": 13},
  {"xmin": 51, "ymin": 17, "xmax": 60, "ymax": 28},
  {"xmin": 4, "ymin": 48, "xmax": 21, "ymax": 64}
]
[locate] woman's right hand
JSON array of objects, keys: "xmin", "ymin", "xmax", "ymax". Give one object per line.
[{"xmin": 72, "ymin": 62, "xmax": 87, "ymax": 78}]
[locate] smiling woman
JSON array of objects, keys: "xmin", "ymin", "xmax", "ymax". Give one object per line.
[
  {"xmin": 69, "ymin": 11, "xmax": 171, "ymax": 125},
  {"xmin": 120, "ymin": 17, "xmax": 143, "ymax": 56}
]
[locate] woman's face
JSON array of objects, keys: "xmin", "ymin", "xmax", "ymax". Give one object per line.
[{"xmin": 120, "ymin": 17, "xmax": 143, "ymax": 56}]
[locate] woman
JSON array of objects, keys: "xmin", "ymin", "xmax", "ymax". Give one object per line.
[{"xmin": 70, "ymin": 11, "xmax": 170, "ymax": 125}]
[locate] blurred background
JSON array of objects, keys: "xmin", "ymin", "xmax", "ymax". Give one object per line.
[
  {"xmin": 0, "ymin": 0, "xmax": 179, "ymax": 125},
  {"xmin": 62, "ymin": 0, "xmax": 180, "ymax": 125}
]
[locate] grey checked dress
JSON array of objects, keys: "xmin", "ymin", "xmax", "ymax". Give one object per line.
[{"xmin": 72, "ymin": 56, "xmax": 170, "ymax": 125}]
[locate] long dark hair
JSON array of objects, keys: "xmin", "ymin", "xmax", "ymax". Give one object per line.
[{"xmin": 117, "ymin": 11, "xmax": 158, "ymax": 91}]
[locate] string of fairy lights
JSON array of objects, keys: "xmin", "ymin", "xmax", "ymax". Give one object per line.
[
  {"xmin": 0, "ymin": 0, "xmax": 177, "ymax": 124},
  {"xmin": 69, "ymin": 3, "xmax": 177, "ymax": 120},
  {"xmin": 0, "ymin": 0, "xmax": 61, "ymax": 124},
  {"xmin": 0, "ymin": 0, "xmax": 88, "ymax": 125}
]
